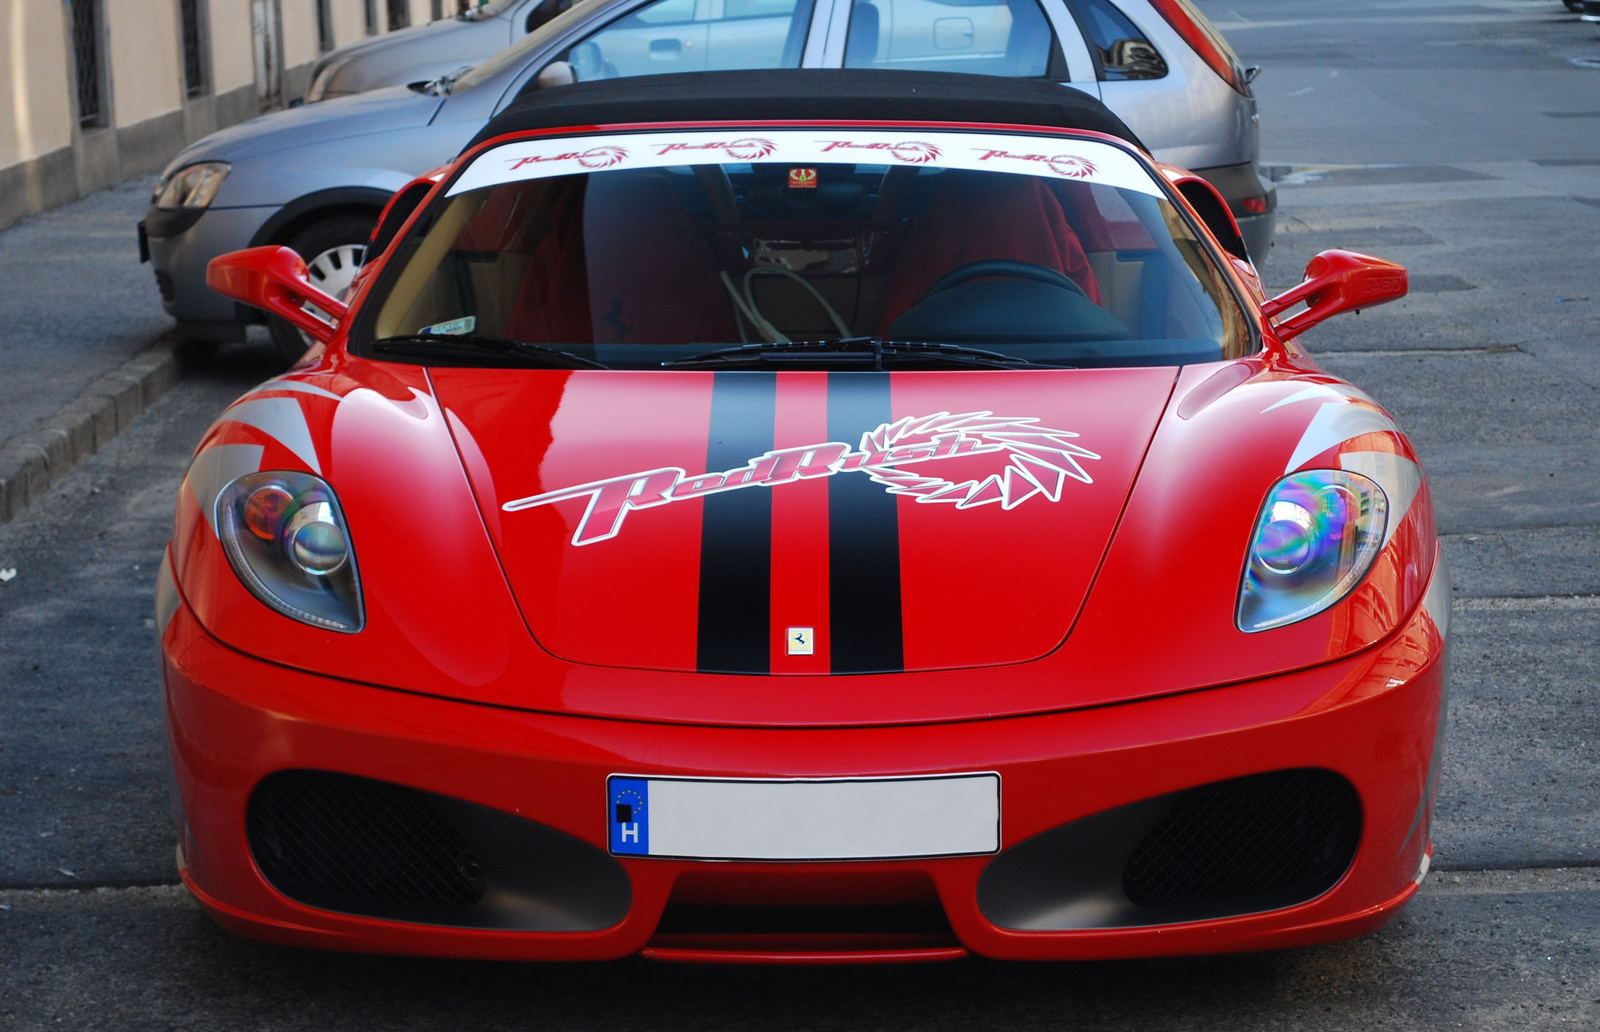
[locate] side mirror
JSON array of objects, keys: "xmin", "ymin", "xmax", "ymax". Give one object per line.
[
  {"xmin": 536, "ymin": 60, "xmax": 577, "ymax": 88},
  {"xmin": 1261, "ymin": 249, "xmax": 1408, "ymax": 341},
  {"xmin": 206, "ymin": 246, "xmax": 348, "ymax": 345}
]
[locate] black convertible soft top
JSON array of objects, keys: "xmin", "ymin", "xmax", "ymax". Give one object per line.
[{"xmin": 464, "ymin": 70, "xmax": 1145, "ymax": 154}]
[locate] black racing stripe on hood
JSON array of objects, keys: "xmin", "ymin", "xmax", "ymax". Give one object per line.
[
  {"xmin": 827, "ymin": 373, "xmax": 904, "ymax": 674},
  {"xmin": 696, "ymin": 371, "xmax": 777, "ymax": 674}
]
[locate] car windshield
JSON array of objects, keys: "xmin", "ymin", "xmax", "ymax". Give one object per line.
[{"xmin": 361, "ymin": 129, "xmax": 1253, "ymax": 369}]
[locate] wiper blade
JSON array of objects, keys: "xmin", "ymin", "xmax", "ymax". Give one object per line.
[
  {"xmin": 661, "ymin": 337, "xmax": 1061, "ymax": 370},
  {"xmin": 414, "ymin": 65, "xmax": 472, "ymax": 96},
  {"xmin": 371, "ymin": 334, "xmax": 609, "ymax": 369}
]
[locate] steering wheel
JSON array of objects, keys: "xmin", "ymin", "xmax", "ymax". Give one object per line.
[{"xmin": 921, "ymin": 259, "xmax": 1088, "ymax": 300}]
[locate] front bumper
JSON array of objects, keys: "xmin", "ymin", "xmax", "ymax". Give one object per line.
[
  {"xmin": 142, "ymin": 204, "xmax": 277, "ymax": 329},
  {"xmin": 162, "ymin": 580, "xmax": 1444, "ymax": 962}
]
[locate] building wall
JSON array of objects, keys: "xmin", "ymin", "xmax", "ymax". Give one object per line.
[
  {"xmin": 208, "ymin": 0, "xmax": 257, "ymax": 95},
  {"xmin": 106, "ymin": 0, "xmax": 184, "ymax": 127},
  {"xmin": 0, "ymin": 0, "xmax": 457, "ymax": 233}
]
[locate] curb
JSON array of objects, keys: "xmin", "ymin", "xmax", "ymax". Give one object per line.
[{"xmin": 0, "ymin": 333, "xmax": 181, "ymax": 525}]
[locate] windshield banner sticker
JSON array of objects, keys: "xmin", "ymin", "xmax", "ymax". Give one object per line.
[
  {"xmin": 817, "ymin": 140, "xmax": 943, "ymax": 163},
  {"xmin": 504, "ymin": 412, "xmax": 1100, "ymax": 546},
  {"xmin": 507, "ymin": 146, "xmax": 629, "ymax": 171},
  {"xmin": 449, "ymin": 130, "xmax": 1160, "ymax": 198},
  {"xmin": 653, "ymin": 138, "xmax": 777, "ymax": 160},
  {"xmin": 973, "ymin": 149, "xmax": 1098, "ymax": 179}
]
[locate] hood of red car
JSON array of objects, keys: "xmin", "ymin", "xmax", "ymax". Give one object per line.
[{"xmin": 431, "ymin": 367, "xmax": 1177, "ymax": 674}]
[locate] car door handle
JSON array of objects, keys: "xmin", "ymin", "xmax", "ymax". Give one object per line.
[{"xmin": 650, "ymin": 38, "xmax": 683, "ymax": 54}]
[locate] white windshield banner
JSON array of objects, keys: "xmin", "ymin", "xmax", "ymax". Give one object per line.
[{"xmin": 446, "ymin": 129, "xmax": 1162, "ymax": 197}]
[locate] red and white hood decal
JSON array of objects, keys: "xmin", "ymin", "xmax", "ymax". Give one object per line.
[
  {"xmin": 503, "ymin": 410, "xmax": 1101, "ymax": 547},
  {"xmin": 431, "ymin": 368, "xmax": 1178, "ymax": 675}
]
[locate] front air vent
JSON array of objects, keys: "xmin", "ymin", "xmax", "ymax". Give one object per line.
[
  {"xmin": 978, "ymin": 768, "xmax": 1363, "ymax": 930},
  {"xmin": 249, "ymin": 769, "xmax": 485, "ymax": 910},
  {"xmin": 1122, "ymin": 768, "xmax": 1362, "ymax": 909},
  {"xmin": 246, "ymin": 769, "xmax": 632, "ymax": 930}
]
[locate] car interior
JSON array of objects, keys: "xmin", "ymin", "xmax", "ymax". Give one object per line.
[{"xmin": 372, "ymin": 161, "xmax": 1250, "ymax": 367}]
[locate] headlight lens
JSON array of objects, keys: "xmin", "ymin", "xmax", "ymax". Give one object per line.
[
  {"xmin": 1237, "ymin": 470, "xmax": 1387, "ymax": 632},
  {"xmin": 154, "ymin": 162, "xmax": 230, "ymax": 210},
  {"xmin": 217, "ymin": 471, "xmax": 364, "ymax": 632}
]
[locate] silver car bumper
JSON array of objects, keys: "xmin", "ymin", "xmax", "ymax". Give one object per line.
[
  {"xmin": 143, "ymin": 204, "xmax": 278, "ymax": 331},
  {"xmin": 1234, "ymin": 207, "xmax": 1277, "ymax": 266}
]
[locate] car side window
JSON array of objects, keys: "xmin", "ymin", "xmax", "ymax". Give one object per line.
[
  {"xmin": 567, "ymin": 0, "xmax": 817, "ymax": 81},
  {"xmin": 841, "ymin": 0, "xmax": 1055, "ymax": 78},
  {"xmin": 1071, "ymin": 0, "xmax": 1166, "ymax": 80}
]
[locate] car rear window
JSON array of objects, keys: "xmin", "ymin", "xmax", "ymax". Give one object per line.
[
  {"xmin": 362, "ymin": 129, "xmax": 1252, "ymax": 370},
  {"xmin": 841, "ymin": 0, "xmax": 1059, "ymax": 79}
]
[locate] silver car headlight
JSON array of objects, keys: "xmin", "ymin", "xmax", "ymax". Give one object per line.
[
  {"xmin": 216, "ymin": 471, "xmax": 364, "ymax": 632},
  {"xmin": 1236, "ymin": 470, "xmax": 1388, "ymax": 633},
  {"xmin": 154, "ymin": 162, "xmax": 230, "ymax": 210}
]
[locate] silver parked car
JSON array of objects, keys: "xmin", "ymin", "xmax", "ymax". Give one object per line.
[
  {"xmin": 304, "ymin": 0, "xmax": 581, "ymax": 103},
  {"xmin": 142, "ymin": 0, "xmax": 1274, "ymax": 361}
]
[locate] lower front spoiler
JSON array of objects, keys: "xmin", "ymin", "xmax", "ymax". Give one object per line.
[
  {"xmin": 182, "ymin": 864, "xmax": 1422, "ymax": 965},
  {"xmin": 162, "ymin": 593, "xmax": 1445, "ymax": 963}
]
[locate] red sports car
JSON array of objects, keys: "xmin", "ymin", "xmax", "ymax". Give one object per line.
[{"xmin": 157, "ymin": 71, "xmax": 1448, "ymax": 964}]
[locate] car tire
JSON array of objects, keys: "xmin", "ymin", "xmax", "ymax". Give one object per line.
[{"xmin": 267, "ymin": 214, "xmax": 376, "ymax": 365}]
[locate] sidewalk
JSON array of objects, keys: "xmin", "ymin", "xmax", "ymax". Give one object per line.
[{"xmin": 0, "ymin": 176, "xmax": 172, "ymax": 446}]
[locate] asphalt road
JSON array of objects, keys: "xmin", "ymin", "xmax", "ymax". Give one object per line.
[
  {"xmin": 0, "ymin": 174, "xmax": 169, "ymax": 445},
  {"xmin": 1, "ymin": 0, "xmax": 1598, "ymax": 1027}
]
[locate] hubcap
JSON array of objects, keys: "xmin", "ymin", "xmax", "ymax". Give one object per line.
[{"xmin": 297, "ymin": 242, "xmax": 366, "ymax": 346}]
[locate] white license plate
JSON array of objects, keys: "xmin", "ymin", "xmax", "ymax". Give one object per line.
[{"xmin": 606, "ymin": 773, "xmax": 1000, "ymax": 860}]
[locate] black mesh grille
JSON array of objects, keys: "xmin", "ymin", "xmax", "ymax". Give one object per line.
[
  {"xmin": 154, "ymin": 271, "xmax": 175, "ymax": 304},
  {"xmin": 248, "ymin": 771, "xmax": 485, "ymax": 909},
  {"xmin": 1122, "ymin": 769, "xmax": 1360, "ymax": 910},
  {"xmin": 1176, "ymin": 180, "xmax": 1248, "ymax": 261}
]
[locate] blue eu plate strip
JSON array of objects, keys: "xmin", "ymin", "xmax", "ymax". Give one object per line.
[{"xmin": 608, "ymin": 777, "xmax": 649, "ymax": 855}]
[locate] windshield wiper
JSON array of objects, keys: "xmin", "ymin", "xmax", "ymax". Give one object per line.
[
  {"xmin": 371, "ymin": 334, "xmax": 609, "ymax": 369},
  {"xmin": 414, "ymin": 65, "xmax": 473, "ymax": 96},
  {"xmin": 661, "ymin": 337, "xmax": 1064, "ymax": 371}
]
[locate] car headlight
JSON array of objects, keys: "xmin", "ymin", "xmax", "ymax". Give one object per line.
[
  {"xmin": 1236, "ymin": 470, "xmax": 1388, "ymax": 633},
  {"xmin": 216, "ymin": 471, "xmax": 364, "ymax": 632},
  {"xmin": 154, "ymin": 162, "xmax": 230, "ymax": 210}
]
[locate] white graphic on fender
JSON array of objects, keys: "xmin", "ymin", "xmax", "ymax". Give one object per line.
[{"xmin": 504, "ymin": 412, "xmax": 1100, "ymax": 546}]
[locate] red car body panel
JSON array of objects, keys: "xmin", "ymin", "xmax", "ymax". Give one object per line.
[
  {"xmin": 162, "ymin": 569, "xmax": 1443, "ymax": 960},
  {"xmin": 161, "ymin": 114, "xmax": 1447, "ymax": 961},
  {"xmin": 431, "ymin": 366, "xmax": 1176, "ymax": 674}
]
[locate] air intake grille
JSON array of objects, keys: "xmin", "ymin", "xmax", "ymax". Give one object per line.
[
  {"xmin": 1176, "ymin": 180, "xmax": 1249, "ymax": 261},
  {"xmin": 1122, "ymin": 769, "xmax": 1360, "ymax": 910},
  {"xmin": 248, "ymin": 770, "xmax": 485, "ymax": 909}
]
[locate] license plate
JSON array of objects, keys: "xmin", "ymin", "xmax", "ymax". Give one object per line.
[{"xmin": 606, "ymin": 773, "xmax": 1000, "ymax": 860}]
